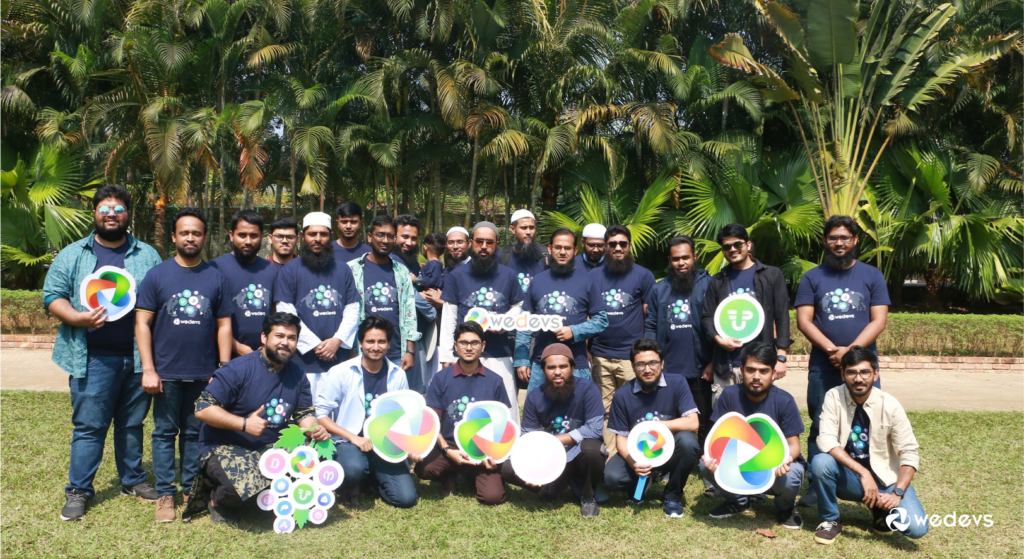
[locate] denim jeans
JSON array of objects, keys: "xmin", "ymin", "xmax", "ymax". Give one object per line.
[
  {"xmin": 806, "ymin": 369, "xmax": 881, "ymax": 476},
  {"xmin": 152, "ymin": 380, "xmax": 207, "ymax": 497},
  {"xmin": 67, "ymin": 355, "xmax": 152, "ymax": 497},
  {"xmin": 525, "ymin": 362, "xmax": 592, "ymax": 393},
  {"xmin": 605, "ymin": 431, "xmax": 700, "ymax": 502},
  {"xmin": 810, "ymin": 453, "xmax": 928, "ymax": 539},
  {"xmin": 335, "ymin": 440, "xmax": 417, "ymax": 508},
  {"xmin": 701, "ymin": 458, "xmax": 805, "ymax": 510}
]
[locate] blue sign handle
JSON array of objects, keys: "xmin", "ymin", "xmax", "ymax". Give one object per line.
[{"xmin": 633, "ymin": 475, "xmax": 648, "ymax": 501}]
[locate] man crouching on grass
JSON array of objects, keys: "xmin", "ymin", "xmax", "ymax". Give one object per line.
[{"xmin": 182, "ymin": 313, "xmax": 328, "ymax": 524}]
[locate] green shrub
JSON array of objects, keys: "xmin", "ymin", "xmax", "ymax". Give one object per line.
[{"xmin": 1, "ymin": 290, "xmax": 59, "ymax": 335}]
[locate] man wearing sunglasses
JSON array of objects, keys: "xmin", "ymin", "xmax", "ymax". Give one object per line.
[
  {"xmin": 267, "ymin": 217, "xmax": 298, "ymax": 268},
  {"xmin": 701, "ymin": 223, "xmax": 791, "ymax": 407},
  {"xmin": 795, "ymin": 215, "xmax": 889, "ymax": 507},
  {"xmin": 44, "ymin": 185, "xmax": 163, "ymax": 521},
  {"xmin": 575, "ymin": 223, "xmax": 606, "ymax": 272}
]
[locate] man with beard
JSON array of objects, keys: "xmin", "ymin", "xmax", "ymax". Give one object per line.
[
  {"xmin": 644, "ymin": 236, "xmax": 713, "ymax": 445},
  {"xmin": 389, "ymin": 214, "xmax": 439, "ymax": 393},
  {"xmin": 44, "ymin": 185, "xmax": 163, "ymax": 521},
  {"xmin": 701, "ymin": 223, "xmax": 791, "ymax": 408},
  {"xmin": 500, "ymin": 209, "xmax": 549, "ymax": 293},
  {"xmin": 273, "ymin": 212, "xmax": 361, "ymax": 396},
  {"xmin": 421, "ymin": 226, "xmax": 470, "ymax": 311},
  {"xmin": 332, "ymin": 202, "xmax": 371, "ymax": 263},
  {"xmin": 502, "ymin": 344, "xmax": 607, "ymax": 517},
  {"xmin": 438, "ymin": 222, "xmax": 523, "ymax": 414},
  {"xmin": 182, "ymin": 313, "xmax": 329, "ymax": 524},
  {"xmin": 514, "ymin": 229, "xmax": 607, "ymax": 394},
  {"xmin": 211, "ymin": 210, "xmax": 277, "ymax": 356},
  {"xmin": 267, "ymin": 217, "xmax": 298, "ymax": 268},
  {"xmin": 392, "ymin": 214, "xmax": 422, "ymax": 275},
  {"xmin": 604, "ymin": 339, "xmax": 701, "ymax": 518},
  {"xmin": 347, "ymin": 215, "xmax": 419, "ymax": 370},
  {"xmin": 588, "ymin": 225, "xmax": 655, "ymax": 450},
  {"xmin": 794, "ymin": 215, "xmax": 889, "ymax": 507},
  {"xmin": 136, "ymin": 208, "xmax": 234, "ymax": 523},
  {"xmin": 701, "ymin": 343, "xmax": 805, "ymax": 530},
  {"xmin": 575, "ymin": 223, "xmax": 606, "ymax": 272}
]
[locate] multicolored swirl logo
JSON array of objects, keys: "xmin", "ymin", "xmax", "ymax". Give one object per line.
[
  {"xmin": 362, "ymin": 390, "xmax": 441, "ymax": 463},
  {"xmin": 78, "ymin": 266, "xmax": 137, "ymax": 321},
  {"xmin": 705, "ymin": 412, "xmax": 787, "ymax": 495},
  {"xmin": 626, "ymin": 421, "xmax": 675, "ymax": 468},
  {"xmin": 454, "ymin": 401, "xmax": 519, "ymax": 463},
  {"xmin": 636, "ymin": 429, "xmax": 667, "ymax": 460},
  {"xmin": 289, "ymin": 447, "xmax": 318, "ymax": 477}
]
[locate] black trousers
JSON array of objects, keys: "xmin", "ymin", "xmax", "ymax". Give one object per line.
[
  {"xmin": 687, "ymin": 376, "xmax": 714, "ymax": 448},
  {"xmin": 502, "ymin": 438, "xmax": 605, "ymax": 500},
  {"xmin": 205, "ymin": 456, "xmax": 244, "ymax": 508}
]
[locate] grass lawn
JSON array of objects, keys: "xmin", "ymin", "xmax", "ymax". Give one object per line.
[{"xmin": 2, "ymin": 390, "xmax": 1021, "ymax": 558}]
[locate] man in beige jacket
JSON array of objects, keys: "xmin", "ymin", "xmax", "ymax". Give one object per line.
[{"xmin": 811, "ymin": 346, "xmax": 928, "ymax": 545}]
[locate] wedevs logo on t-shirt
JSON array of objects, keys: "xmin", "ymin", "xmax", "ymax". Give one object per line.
[
  {"xmin": 233, "ymin": 283, "xmax": 269, "ymax": 318},
  {"xmin": 667, "ymin": 298, "xmax": 693, "ymax": 331},
  {"xmin": 536, "ymin": 290, "xmax": 580, "ymax": 314},
  {"xmin": 548, "ymin": 416, "xmax": 582, "ymax": 435},
  {"xmin": 820, "ymin": 288, "xmax": 867, "ymax": 321},
  {"xmin": 516, "ymin": 272, "xmax": 533, "ymax": 293},
  {"xmin": 601, "ymin": 288, "xmax": 635, "ymax": 315},
  {"xmin": 163, "ymin": 289, "xmax": 210, "ymax": 325},
  {"xmin": 637, "ymin": 411, "xmax": 664, "ymax": 424},
  {"xmin": 446, "ymin": 395, "xmax": 477, "ymax": 422},
  {"xmin": 263, "ymin": 398, "xmax": 292, "ymax": 429},
  {"xmin": 461, "ymin": 286, "xmax": 507, "ymax": 309},
  {"xmin": 367, "ymin": 281, "xmax": 397, "ymax": 312},
  {"xmin": 302, "ymin": 285, "xmax": 342, "ymax": 317}
]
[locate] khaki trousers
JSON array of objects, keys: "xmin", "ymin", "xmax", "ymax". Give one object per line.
[{"xmin": 592, "ymin": 356, "xmax": 636, "ymax": 451}]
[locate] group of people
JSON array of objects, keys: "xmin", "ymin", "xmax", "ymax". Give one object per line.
[{"xmin": 44, "ymin": 184, "xmax": 927, "ymax": 545}]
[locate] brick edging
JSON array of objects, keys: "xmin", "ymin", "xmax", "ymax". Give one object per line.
[{"xmin": 1, "ymin": 335, "xmax": 56, "ymax": 350}]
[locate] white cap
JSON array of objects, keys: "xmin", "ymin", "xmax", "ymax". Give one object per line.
[
  {"xmin": 303, "ymin": 212, "xmax": 332, "ymax": 230},
  {"xmin": 582, "ymin": 223, "xmax": 606, "ymax": 240},
  {"xmin": 446, "ymin": 226, "xmax": 470, "ymax": 238},
  {"xmin": 510, "ymin": 209, "xmax": 535, "ymax": 225}
]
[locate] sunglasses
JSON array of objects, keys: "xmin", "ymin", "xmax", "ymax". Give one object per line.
[
  {"xmin": 473, "ymin": 238, "xmax": 496, "ymax": 246},
  {"xmin": 607, "ymin": 241, "xmax": 629, "ymax": 249},
  {"xmin": 721, "ymin": 240, "xmax": 747, "ymax": 252},
  {"xmin": 97, "ymin": 205, "xmax": 126, "ymax": 215}
]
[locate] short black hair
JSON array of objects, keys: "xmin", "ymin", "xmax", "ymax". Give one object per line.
[
  {"xmin": 230, "ymin": 209, "xmax": 264, "ymax": 232},
  {"xmin": 454, "ymin": 321, "xmax": 484, "ymax": 341},
  {"xmin": 667, "ymin": 235, "xmax": 696, "ymax": 253},
  {"xmin": 740, "ymin": 342, "xmax": 777, "ymax": 370},
  {"xmin": 423, "ymin": 232, "xmax": 446, "ymax": 256},
  {"xmin": 717, "ymin": 223, "xmax": 749, "ymax": 244},
  {"xmin": 357, "ymin": 315, "xmax": 394, "ymax": 343},
  {"xmin": 367, "ymin": 215, "xmax": 395, "ymax": 234},
  {"xmin": 630, "ymin": 338, "xmax": 663, "ymax": 361},
  {"xmin": 604, "ymin": 224, "xmax": 631, "ymax": 243},
  {"xmin": 824, "ymin": 215, "xmax": 860, "ymax": 238},
  {"xmin": 173, "ymin": 207, "xmax": 207, "ymax": 234},
  {"xmin": 93, "ymin": 185, "xmax": 132, "ymax": 212},
  {"xmin": 395, "ymin": 214, "xmax": 421, "ymax": 231},
  {"xmin": 841, "ymin": 345, "xmax": 879, "ymax": 371},
  {"xmin": 262, "ymin": 312, "xmax": 301, "ymax": 336},
  {"xmin": 549, "ymin": 228, "xmax": 577, "ymax": 245},
  {"xmin": 269, "ymin": 217, "xmax": 298, "ymax": 235},
  {"xmin": 336, "ymin": 202, "xmax": 363, "ymax": 219}
]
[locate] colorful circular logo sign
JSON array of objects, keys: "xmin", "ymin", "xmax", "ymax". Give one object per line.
[
  {"xmin": 256, "ymin": 489, "xmax": 277, "ymax": 511},
  {"xmin": 288, "ymin": 446, "xmax": 319, "ymax": 478},
  {"xmin": 705, "ymin": 412, "xmax": 787, "ymax": 495},
  {"xmin": 454, "ymin": 401, "xmax": 519, "ymax": 463},
  {"xmin": 509, "ymin": 431, "xmax": 567, "ymax": 486},
  {"xmin": 713, "ymin": 294, "xmax": 765, "ymax": 343},
  {"xmin": 259, "ymin": 448, "xmax": 290, "ymax": 479},
  {"xmin": 363, "ymin": 390, "xmax": 441, "ymax": 463},
  {"xmin": 78, "ymin": 266, "xmax": 137, "ymax": 321},
  {"xmin": 626, "ymin": 421, "xmax": 675, "ymax": 468}
]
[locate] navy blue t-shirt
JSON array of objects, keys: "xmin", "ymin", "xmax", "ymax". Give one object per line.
[
  {"xmin": 661, "ymin": 289, "xmax": 698, "ymax": 378},
  {"xmin": 607, "ymin": 374, "xmax": 698, "ymax": 435},
  {"xmin": 523, "ymin": 267, "xmax": 601, "ymax": 367},
  {"xmin": 362, "ymin": 259, "xmax": 402, "ymax": 361},
  {"xmin": 333, "ymin": 240, "xmax": 370, "ymax": 264},
  {"xmin": 844, "ymin": 404, "xmax": 873, "ymax": 476},
  {"xmin": 589, "ymin": 264, "xmax": 655, "ymax": 360},
  {"xmin": 794, "ymin": 262, "xmax": 891, "ymax": 371},
  {"xmin": 136, "ymin": 259, "xmax": 233, "ymax": 380},
  {"xmin": 210, "ymin": 254, "xmax": 277, "ymax": 351},
  {"xmin": 522, "ymin": 378, "xmax": 604, "ymax": 435},
  {"xmin": 362, "ymin": 366, "xmax": 389, "ymax": 419},
  {"xmin": 504, "ymin": 249, "xmax": 546, "ymax": 294},
  {"xmin": 440, "ymin": 263, "xmax": 524, "ymax": 358},
  {"xmin": 575, "ymin": 254, "xmax": 603, "ymax": 272},
  {"xmin": 87, "ymin": 241, "xmax": 135, "ymax": 356},
  {"xmin": 419, "ymin": 259, "xmax": 443, "ymax": 290},
  {"xmin": 199, "ymin": 351, "xmax": 312, "ymax": 455},
  {"xmin": 273, "ymin": 258, "xmax": 360, "ymax": 373},
  {"xmin": 426, "ymin": 365, "xmax": 512, "ymax": 440},
  {"xmin": 710, "ymin": 385, "xmax": 804, "ymax": 439}
]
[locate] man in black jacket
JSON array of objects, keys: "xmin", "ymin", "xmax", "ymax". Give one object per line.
[{"xmin": 701, "ymin": 224, "xmax": 791, "ymax": 407}]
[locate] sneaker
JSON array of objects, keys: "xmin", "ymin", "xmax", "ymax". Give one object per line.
[
  {"xmin": 121, "ymin": 482, "xmax": 158, "ymax": 503},
  {"xmin": 750, "ymin": 493, "xmax": 767, "ymax": 502},
  {"xmin": 703, "ymin": 487, "xmax": 717, "ymax": 498},
  {"xmin": 814, "ymin": 520, "xmax": 843, "ymax": 545},
  {"xmin": 871, "ymin": 507, "xmax": 894, "ymax": 536},
  {"xmin": 540, "ymin": 484, "xmax": 561, "ymax": 503},
  {"xmin": 778, "ymin": 508, "xmax": 803, "ymax": 529},
  {"xmin": 439, "ymin": 476, "xmax": 456, "ymax": 499},
  {"xmin": 709, "ymin": 501, "xmax": 751, "ymax": 519},
  {"xmin": 663, "ymin": 500, "xmax": 685, "ymax": 518},
  {"xmin": 798, "ymin": 488, "xmax": 817, "ymax": 508},
  {"xmin": 60, "ymin": 489, "xmax": 89, "ymax": 521},
  {"xmin": 208, "ymin": 500, "xmax": 240, "ymax": 524},
  {"xmin": 580, "ymin": 498, "xmax": 600, "ymax": 518},
  {"xmin": 155, "ymin": 495, "xmax": 176, "ymax": 523}
]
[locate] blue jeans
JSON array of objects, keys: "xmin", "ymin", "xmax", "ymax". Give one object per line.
[
  {"xmin": 700, "ymin": 458, "xmax": 805, "ymax": 510},
  {"xmin": 807, "ymin": 369, "xmax": 881, "ymax": 471},
  {"xmin": 152, "ymin": 380, "xmax": 207, "ymax": 497},
  {"xmin": 67, "ymin": 356, "xmax": 152, "ymax": 497},
  {"xmin": 525, "ymin": 363, "xmax": 592, "ymax": 393},
  {"xmin": 335, "ymin": 440, "xmax": 418, "ymax": 508},
  {"xmin": 810, "ymin": 454, "xmax": 928, "ymax": 539}
]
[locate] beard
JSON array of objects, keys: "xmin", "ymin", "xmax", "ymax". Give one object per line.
[
  {"xmin": 823, "ymin": 246, "xmax": 858, "ymax": 270},
  {"xmin": 233, "ymin": 245, "xmax": 259, "ymax": 263},
  {"xmin": 391, "ymin": 246, "xmax": 419, "ymax": 270},
  {"xmin": 605, "ymin": 253, "xmax": 634, "ymax": 275},
  {"xmin": 637, "ymin": 373, "xmax": 661, "ymax": 392},
  {"xmin": 445, "ymin": 251, "xmax": 468, "ymax": 269},
  {"xmin": 264, "ymin": 344, "xmax": 293, "ymax": 366},
  {"xmin": 300, "ymin": 244, "xmax": 334, "ymax": 271},
  {"xmin": 512, "ymin": 240, "xmax": 543, "ymax": 262},
  {"xmin": 542, "ymin": 374, "xmax": 576, "ymax": 402},
  {"xmin": 469, "ymin": 249, "xmax": 498, "ymax": 275},
  {"xmin": 177, "ymin": 245, "xmax": 202, "ymax": 258},
  {"xmin": 549, "ymin": 258, "xmax": 575, "ymax": 276},
  {"xmin": 668, "ymin": 268, "xmax": 696, "ymax": 293},
  {"xmin": 94, "ymin": 222, "xmax": 128, "ymax": 242}
]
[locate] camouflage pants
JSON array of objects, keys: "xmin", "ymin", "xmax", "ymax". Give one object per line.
[{"xmin": 182, "ymin": 444, "xmax": 272, "ymax": 522}]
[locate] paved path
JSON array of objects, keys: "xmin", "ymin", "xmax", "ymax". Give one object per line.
[{"xmin": 1, "ymin": 348, "xmax": 1021, "ymax": 412}]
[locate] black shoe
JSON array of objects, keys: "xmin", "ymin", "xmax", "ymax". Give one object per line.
[
  {"xmin": 580, "ymin": 498, "xmax": 600, "ymax": 518},
  {"xmin": 122, "ymin": 482, "xmax": 158, "ymax": 502},
  {"xmin": 208, "ymin": 500, "xmax": 240, "ymax": 524},
  {"xmin": 439, "ymin": 476, "xmax": 456, "ymax": 499},
  {"xmin": 778, "ymin": 507, "xmax": 803, "ymax": 529},
  {"xmin": 61, "ymin": 489, "xmax": 89, "ymax": 521},
  {"xmin": 814, "ymin": 520, "xmax": 843, "ymax": 545},
  {"xmin": 540, "ymin": 485, "xmax": 561, "ymax": 503},
  {"xmin": 871, "ymin": 507, "xmax": 895, "ymax": 536},
  {"xmin": 708, "ymin": 501, "xmax": 751, "ymax": 519}
]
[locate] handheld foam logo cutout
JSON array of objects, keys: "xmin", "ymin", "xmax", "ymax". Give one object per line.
[
  {"xmin": 713, "ymin": 294, "xmax": 765, "ymax": 343},
  {"xmin": 454, "ymin": 401, "xmax": 519, "ymax": 464},
  {"xmin": 705, "ymin": 412, "xmax": 787, "ymax": 495},
  {"xmin": 626, "ymin": 421, "xmax": 675, "ymax": 501},
  {"xmin": 260, "ymin": 436, "xmax": 344, "ymax": 533},
  {"xmin": 464, "ymin": 307, "xmax": 565, "ymax": 332},
  {"xmin": 78, "ymin": 266, "xmax": 137, "ymax": 321},
  {"xmin": 509, "ymin": 431, "xmax": 567, "ymax": 486},
  {"xmin": 363, "ymin": 390, "xmax": 441, "ymax": 463}
]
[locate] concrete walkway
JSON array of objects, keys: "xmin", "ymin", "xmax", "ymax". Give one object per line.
[{"xmin": 1, "ymin": 348, "xmax": 1022, "ymax": 412}]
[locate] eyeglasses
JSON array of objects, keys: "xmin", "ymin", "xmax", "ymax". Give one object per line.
[
  {"xmin": 97, "ymin": 205, "xmax": 126, "ymax": 215},
  {"xmin": 634, "ymin": 360, "xmax": 662, "ymax": 370},
  {"xmin": 473, "ymin": 238, "xmax": 496, "ymax": 246},
  {"xmin": 607, "ymin": 241, "xmax": 629, "ymax": 249},
  {"xmin": 721, "ymin": 240, "xmax": 746, "ymax": 252},
  {"xmin": 584, "ymin": 242, "xmax": 605, "ymax": 249},
  {"xmin": 456, "ymin": 339, "xmax": 482, "ymax": 348},
  {"xmin": 271, "ymin": 234, "xmax": 297, "ymax": 241},
  {"xmin": 372, "ymin": 232, "xmax": 397, "ymax": 241},
  {"xmin": 844, "ymin": 368, "xmax": 874, "ymax": 379},
  {"xmin": 826, "ymin": 235, "xmax": 854, "ymax": 245}
]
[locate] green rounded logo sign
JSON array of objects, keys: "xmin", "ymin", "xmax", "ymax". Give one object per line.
[{"xmin": 713, "ymin": 294, "xmax": 765, "ymax": 343}]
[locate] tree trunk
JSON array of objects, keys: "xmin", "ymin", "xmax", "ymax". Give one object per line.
[
  {"xmin": 219, "ymin": 164, "xmax": 229, "ymax": 255},
  {"xmin": 721, "ymin": 96, "xmax": 730, "ymax": 131},
  {"xmin": 199, "ymin": 173, "xmax": 209, "ymax": 261},
  {"xmin": 433, "ymin": 159, "xmax": 442, "ymax": 229},
  {"xmin": 290, "ymin": 147, "xmax": 298, "ymax": 218},
  {"xmin": 924, "ymin": 266, "xmax": 944, "ymax": 312},
  {"xmin": 153, "ymin": 181, "xmax": 168, "ymax": 258},
  {"xmin": 540, "ymin": 170, "xmax": 559, "ymax": 211},
  {"xmin": 465, "ymin": 135, "xmax": 480, "ymax": 228},
  {"xmin": 242, "ymin": 188, "xmax": 252, "ymax": 210}
]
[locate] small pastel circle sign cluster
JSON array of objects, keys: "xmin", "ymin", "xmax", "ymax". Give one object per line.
[
  {"xmin": 454, "ymin": 401, "xmax": 519, "ymax": 463},
  {"xmin": 705, "ymin": 412, "xmax": 786, "ymax": 495},
  {"xmin": 363, "ymin": 390, "xmax": 440, "ymax": 463},
  {"xmin": 258, "ymin": 446, "xmax": 344, "ymax": 533},
  {"xmin": 626, "ymin": 421, "xmax": 675, "ymax": 468}
]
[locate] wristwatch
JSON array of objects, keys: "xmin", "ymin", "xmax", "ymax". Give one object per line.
[
  {"xmin": 218, "ymin": 361, "xmax": 229, "ymax": 368},
  {"xmin": 893, "ymin": 487, "xmax": 905, "ymax": 498},
  {"xmin": 776, "ymin": 355, "xmax": 787, "ymax": 363}
]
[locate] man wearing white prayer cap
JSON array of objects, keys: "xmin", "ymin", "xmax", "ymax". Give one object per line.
[
  {"xmin": 498, "ymin": 209, "xmax": 550, "ymax": 393},
  {"xmin": 576, "ymin": 223, "xmax": 606, "ymax": 272},
  {"xmin": 273, "ymin": 211, "xmax": 362, "ymax": 394},
  {"xmin": 422, "ymin": 226, "xmax": 472, "ymax": 313}
]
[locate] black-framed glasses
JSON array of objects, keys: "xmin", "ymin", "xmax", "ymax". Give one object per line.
[
  {"xmin": 456, "ymin": 339, "xmax": 482, "ymax": 348},
  {"xmin": 372, "ymin": 232, "xmax": 397, "ymax": 241},
  {"xmin": 844, "ymin": 368, "xmax": 874, "ymax": 379},
  {"xmin": 826, "ymin": 235, "xmax": 854, "ymax": 245},
  {"xmin": 97, "ymin": 205, "xmax": 126, "ymax": 215},
  {"xmin": 721, "ymin": 240, "xmax": 746, "ymax": 252},
  {"xmin": 584, "ymin": 242, "xmax": 605, "ymax": 249},
  {"xmin": 271, "ymin": 234, "xmax": 297, "ymax": 241},
  {"xmin": 607, "ymin": 241, "xmax": 629, "ymax": 249},
  {"xmin": 634, "ymin": 360, "xmax": 662, "ymax": 370}
]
